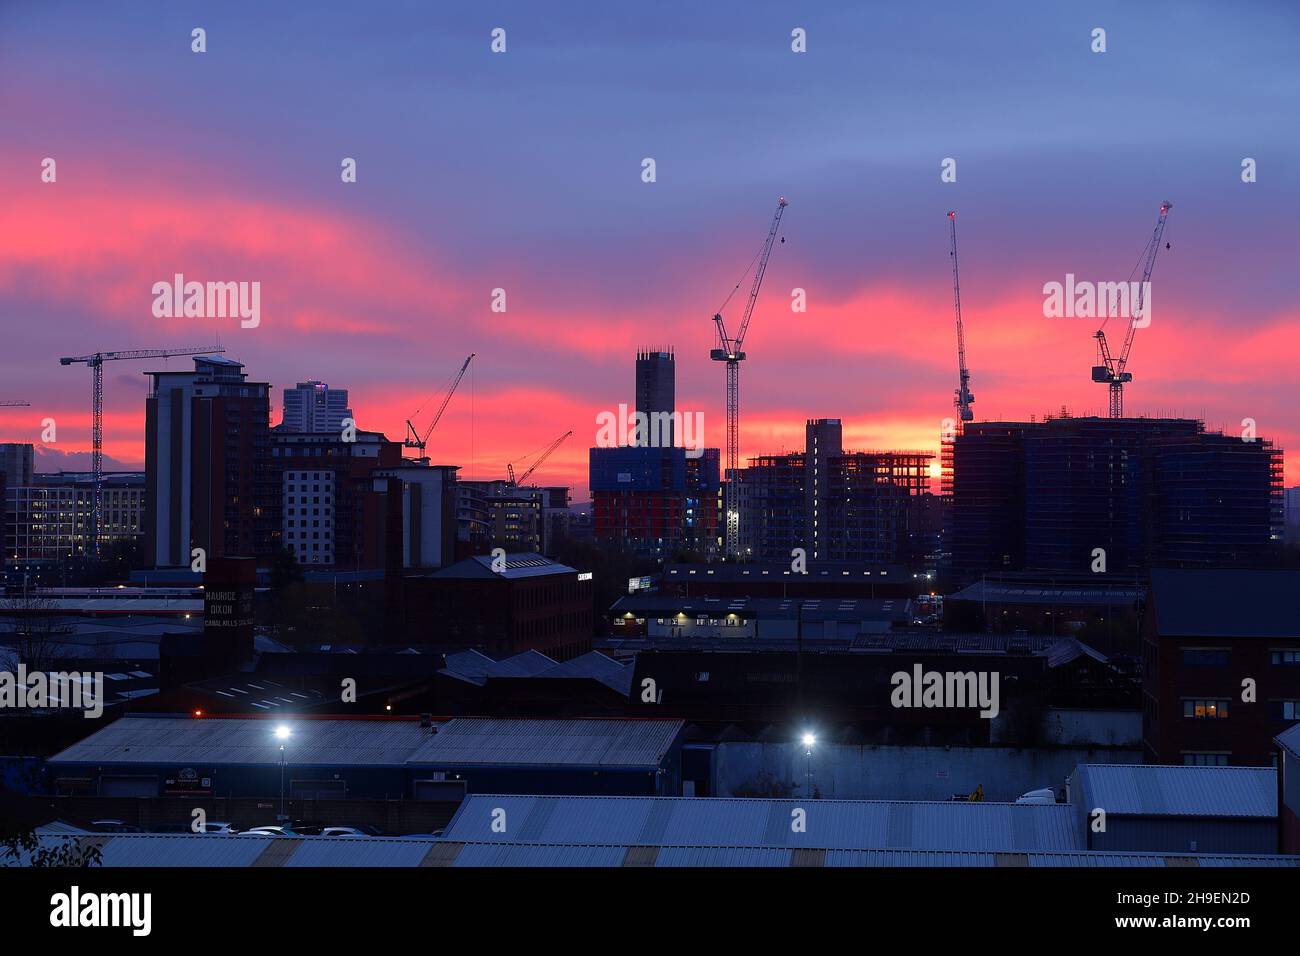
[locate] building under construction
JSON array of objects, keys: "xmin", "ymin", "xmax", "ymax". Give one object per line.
[
  {"xmin": 949, "ymin": 416, "xmax": 1284, "ymax": 583},
  {"xmin": 735, "ymin": 419, "xmax": 934, "ymax": 567}
]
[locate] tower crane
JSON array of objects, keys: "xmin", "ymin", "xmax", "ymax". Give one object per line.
[
  {"xmin": 947, "ymin": 211, "xmax": 975, "ymax": 426},
  {"xmin": 59, "ymin": 345, "xmax": 225, "ymax": 557},
  {"xmin": 711, "ymin": 196, "xmax": 788, "ymax": 554},
  {"xmin": 1092, "ymin": 201, "xmax": 1172, "ymax": 418},
  {"xmin": 506, "ymin": 430, "xmax": 572, "ymax": 486},
  {"xmin": 404, "ymin": 353, "xmax": 474, "ymax": 463}
]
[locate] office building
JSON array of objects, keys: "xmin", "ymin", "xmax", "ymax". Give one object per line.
[
  {"xmin": 5, "ymin": 472, "xmax": 146, "ymax": 563},
  {"xmin": 0, "ymin": 442, "xmax": 34, "ymax": 487},
  {"xmin": 401, "ymin": 552, "xmax": 594, "ymax": 659},
  {"xmin": 279, "ymin": 380, "xmax": 352, "ymax": 434}
]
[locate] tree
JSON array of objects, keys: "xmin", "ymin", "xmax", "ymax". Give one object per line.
[
  {"xmin": 0, "ymin": 594, "xmax": 73, "ymax": 672},
  {"xmin": 0, "ymin": 766, "xmax": 101, "ymax": 868}
]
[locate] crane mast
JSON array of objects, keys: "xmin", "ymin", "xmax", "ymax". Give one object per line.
[
  {"xmin": 711, "ymin": 197, "xmax": 787, "ymax": 555},
  {"xmin": 1092, "ymin": 201, "xmax": 1172, "ymax": 418},
  {"xmin": 60, "ymin": 345, "xmax": 225, "ymax": 557},
  {"xmin": 948, "ymin": 211, "xmax": 975, "ymax": 425}
]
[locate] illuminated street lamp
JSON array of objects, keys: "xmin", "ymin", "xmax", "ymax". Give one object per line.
[
  {"xmin": 275, "ymin": 725, "xmax": 292, "ymax": 821},
  {"xmin": 801, "ymin": 731, "xmax": 816, "ymax": 798}
]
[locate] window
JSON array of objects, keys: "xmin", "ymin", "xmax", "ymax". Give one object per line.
[
  {"xmin": 1182, "ymin": 753, "xmax": 1229, "ymax": 767},
  {"xmin": 1183, "ymin": 698, "xmax": 1229, "ymax": 719},
  {"xmin": 694, "ymin": 671, "xmax": 710, "ymax": 682},
  {"xmin": 1272, "ymin": 650, "xmax": 1300, "ymax": 666},
  {"xmin": 1276, "ymin": 700, "xmax": 1300, "ymax": 721}
]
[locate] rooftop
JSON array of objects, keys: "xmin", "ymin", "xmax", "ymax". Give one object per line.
[
  {"xmin": 1070, "ymin": 764, "xmax": 1277, "ymax": 818},
  {"xmin": 13, "ymin": 834, "xmax": 1300, "ymax": 868},
  {"xmin": 406, "ymin": 718, "xmax": 683, "ymax": 769},
  {"xmin": 441, "ymin": 794, "xmax": 1083, "ymax": 852},
  {"xmin": 1273, "ymin": 722, "xmax": 1300, "ymax": 759},
  {"xmin": 429, "ymin": 552, "xmax": 578, "ymax": 580},
  {"xmin": 48, "ymin": 716, "xmax": 433, "ymax": 768}
]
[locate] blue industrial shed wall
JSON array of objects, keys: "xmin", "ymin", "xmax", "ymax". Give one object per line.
[
  {"xmin": 1068, "ymin": 764, "xmax": 1279, "ymax": 855},
  {"xmin": 714, "ymin": 741, "xmax": 1141, "ymax": 801},
  {"xmin": 51, "ymin": 762, "xmax": 412, "ymax": 800},
  {"xmin": 416, "ymin": 764, "xmax": 677, "ymax": 797},
  {"xmin": 1084, "ymin": 816, "xmax": 1278, "ymax": 855}
]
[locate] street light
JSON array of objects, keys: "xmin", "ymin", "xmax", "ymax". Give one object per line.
[
  {"xmin": 275, "ymin": 726, "xmax": 292, "ymax": 821},
  {"xmin": 801, "ymin": 731, "xmax": 816, "ymax": 799}
]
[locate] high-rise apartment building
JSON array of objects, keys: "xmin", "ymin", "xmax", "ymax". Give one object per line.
[
  {"xmin": 635, "ymin": 350, "xmax": 675, "ymax": 448},
  {"xmin": 271, "ymin": 429, "xmax": 403, "ymax": 568},
  {"xmin": 143, "ymin": 356, "xmax": 275, "ymax": 568},
  {"xmin": 590, "ymin": 351, "xmax": 720, "ymax": 556},
  {"xmin": 950, "ymin": 416, "xmax": 1284, "ymax": 582}
]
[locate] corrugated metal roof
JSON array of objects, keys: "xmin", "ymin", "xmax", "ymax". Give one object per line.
[
  {"xmin": 8, "ymin": 835, "xmax": 1297, "ymax": 868},
  {"xmin": 284, "ymin": 837, "xmax": 437, "ymax": 868},
  {"xmin": 654, "ymin": 845, "xmax": 792, "ymax": 867},
  {"xmin": 534, "ymin": 652, "xmax": 633, "ymax": 695},
  {"xmin": 451, "ymin": 842, "xmax": 628, "ymax": 867},
  {"xmin": 440, "ymin": 795, "xmax": 1084, "ymax": 852},
  {"xmin": 48, "ymin": 716, "xmax": 432, "ymax": 767},
  {"xmin": 1275, "ymin": 722, "xmax": 1300, "ymax": 758},
  {"xmin": 406, "ymin": 718, "xmax": 683, "ymax": 768},
  {"xmin": 1072, "ymin": 764, "xmax": 1277, "ymax": 817},
  {"xmin": 431, "ymin": 552, "xmax": 577, "ymax": 580}
]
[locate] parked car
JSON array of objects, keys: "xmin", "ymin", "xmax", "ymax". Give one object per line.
[
  {"xmin": 90, "ymin": 819, "xmax": 142, "ymax": 833},
  {"xmin": 321, "ymin": 827, "xmax": 368, "ymax": 837},
  {"xmin": 331, "ymin": 823, "xmax": 387, "ymax": 836},
  {"xmin": 240, "ymin": 826, "xmax": 301, "ymax": 837},
  {"xmin": 200, "ymin": 822, "xmax": 239, "ymax": 834},
  {"xmin": 1014, "ymin": 787, "xmax": 1058, "ymax": 805}
]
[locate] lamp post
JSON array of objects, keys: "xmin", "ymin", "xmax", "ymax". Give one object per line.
[
  {"xmin": 802, "ymin": 732, "xmax": 816, "ymax": 799},
  {"xmin": 275, "ymin": 725, "xmax": 291, "ymax": 822}
]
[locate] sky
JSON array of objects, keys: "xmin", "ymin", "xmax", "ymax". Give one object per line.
[{"xmin": 1, "ymin": 0, "xmax": 1298, "ymax": 498}]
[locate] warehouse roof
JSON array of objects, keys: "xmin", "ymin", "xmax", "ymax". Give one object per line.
[
  {"xmin": 12, "ymin": 834, "xmax": 1298, "ymax": 868},
  {"xmin": 1149, "ymin": 568, "xmax": 1300, "ymax": 639},
  {"xmin": 441, "ymin": 794, "xmax": 1083, "ymax": 852},
  {"xmin": 1070, "ymin": 764, "xmax": 1277, "ymax": 818},
  {"xmin": 430, "ymin": 552, "xmax": 577, "ymax": 580},
  {"xmin": 48, "ymin": 716, "xmax": 433, "ymax": 767},
  {"xmin": 406, "ymin": 718, "xmax": 683, "ymax": 768},
  {"xmin": 440, "ymin": 649, "xmax": 632, "ymax": 695},
  {"xmin": 948, "ymin": 579, "xmax": 1145, "ymax": 607},
  {"xmin": 1276, "ymin": 722, "xmax": 1300, "ymax": 759}
]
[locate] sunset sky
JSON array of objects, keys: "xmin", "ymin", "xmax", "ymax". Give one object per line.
[{"xmin": 2, "ymin": 1, "xmax": 1297, "ymax": 498}]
